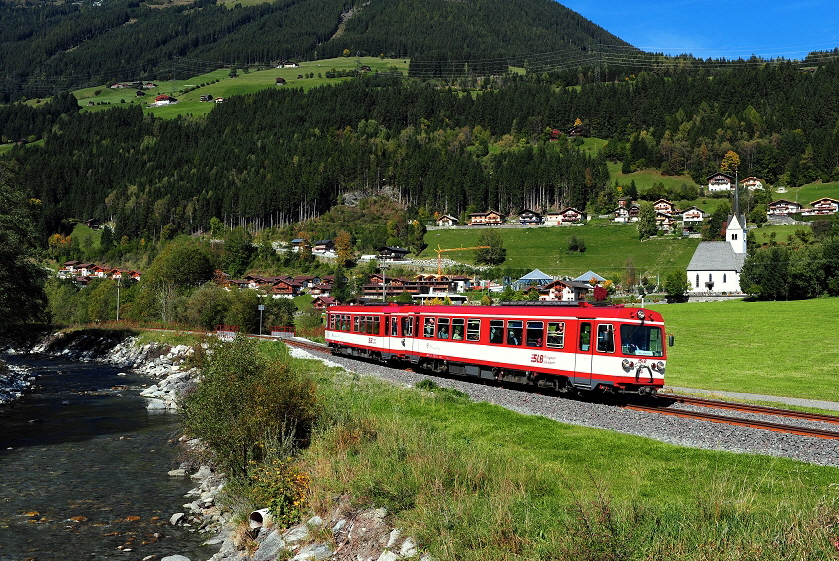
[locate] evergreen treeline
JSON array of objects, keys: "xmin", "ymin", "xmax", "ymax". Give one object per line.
[
  {"xmin": 9, "ymin": 78, "xmax": 610, "ymax": 242},
  {"xmin": 0, "ymin": 0, "xmax": 630, "ymax": 101},
  {"xmin": 0, "ymin": 92, "xmax": 80, "ymax": 142}
]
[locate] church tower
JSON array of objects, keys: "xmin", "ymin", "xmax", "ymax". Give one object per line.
[{"xmin": 727, "ymin": 174, "xmax": 747, "ymax": 255}]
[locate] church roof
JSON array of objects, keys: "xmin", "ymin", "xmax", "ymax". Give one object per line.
[{"xmin": 687, "ymin": 242, "xmax": 746, "ymax": 272}]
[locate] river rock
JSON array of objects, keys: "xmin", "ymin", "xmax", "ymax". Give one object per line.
[
  {"xmin": 161, "ymin": 556, "xmax": 191, "ymax": 561},
  {"xmin": 169, "ymin": 512, "xmax": 186, "ymax": 526}
]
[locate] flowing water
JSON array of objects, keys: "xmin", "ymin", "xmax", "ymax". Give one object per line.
[{"xmin": 0, "ymin": 355, "xmax": 216, "ymax": 561}]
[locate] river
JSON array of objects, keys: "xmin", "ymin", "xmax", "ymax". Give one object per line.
[{"xmin": 0, "ymin": 354, "xmax": 216, "ymax": 561}]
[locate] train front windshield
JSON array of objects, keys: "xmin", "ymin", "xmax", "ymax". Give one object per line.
[{"xmin": 620, "ymin": 324, "xmax": 663, "ymax": 357}]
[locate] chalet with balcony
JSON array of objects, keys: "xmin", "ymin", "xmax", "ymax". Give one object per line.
[
  {"xmin": 613, "ymin": 203, "xmax": 640, "ymax": 223},
  {"xmin": 270, "ymin": 279, "xmax": 303, "ymax": 298},
  {"xmin": 802, "ymin": 197, "xmax": 839, "ymax": 216},
  {"xmin": 312, "ymin": 296, "xmax": 338, "ymax": 310},
  {"xmin": 377, "ymin": 246, "xmax": 410, "ymax": 261},
  {"xmin": 680, "ymin": 206, "xmax": 707, "ymax": 224},
  {"xmin": 653, "ymin": 199, "xmax": 677, "ymax": 214},
  {"xmin": 740, "ymin": 176, "xmax": 764, "ymax": 190},
  {"xmin": 518, "ymin": 209, "xmax": 543, "ymax": 225},
  {"xmin": 436, "ymin": 214, "xmax": 459, "ymax": 227},
  {"xmin": 655, "ymin": 212, "xmax": 676, "ymax": 231},
  {"xmin": 768, "ymin": 199, "xmax": 803, "ymax": 215},
  {"xmin": 469, "ymin": 210, "xmax": 505, "ymax": 226},
  {"xmin": 312, "ymin": 240, "xmax": 334, "ymax": 253},
  {"xmin": 707, "ymin": 172, "xmax": 734, "ymax": 192}
]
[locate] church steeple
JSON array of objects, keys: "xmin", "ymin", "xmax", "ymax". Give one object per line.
[{"xmin": 728, "ymin": 169, "xmax": 747, "ymax": 254}]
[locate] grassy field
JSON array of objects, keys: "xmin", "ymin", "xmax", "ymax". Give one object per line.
[
  {"xmin": 425, "ymin": 221, "xmax": 700, "ymax": 279},
  {"xmin": 658, "ymin": 298, "xmax": 839, "ymax": 401},
  {"xmin": 300, "ymin": 354, "xmax": 839, "ymax": 561},
  {"xmin": 73, "ymin": 57, "xmax": 409, "ymax": 119}
]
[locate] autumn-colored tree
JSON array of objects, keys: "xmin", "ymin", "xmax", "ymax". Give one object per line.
[
  {"xmin": 335, "ymin": 230, "xmax": 354, "ymax": 267},
  {"xmin": 720, "ymin": 150, "xmax": 740, "ymax": 173}
]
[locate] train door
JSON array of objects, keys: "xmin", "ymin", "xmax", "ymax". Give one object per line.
[
  {"xmin": 385, "ymin": 314, "xmax": 400, "ymax": 353},
  {"xmin": 574, "ymin": 321, "xmax": 594, "ymax": 388}
]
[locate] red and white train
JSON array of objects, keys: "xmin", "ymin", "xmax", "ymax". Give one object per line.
[{"xmin": 325, "ymin": 302, "xmax": 670, "ymax": 395}]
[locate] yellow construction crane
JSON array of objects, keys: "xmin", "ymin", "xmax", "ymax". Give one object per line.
[{"xmin": 434, "ymin": 244, "xmax": 490, "ymax": 276}]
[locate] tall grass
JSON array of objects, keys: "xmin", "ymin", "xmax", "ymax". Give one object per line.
[{"xmin": 301, "ymin": 364, "xmax": 839, "ymax": 561}]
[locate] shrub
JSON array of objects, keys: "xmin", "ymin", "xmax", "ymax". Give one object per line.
[{"xmin": 180, "ymin": 336, "xmax": 319, "ymax": 478}]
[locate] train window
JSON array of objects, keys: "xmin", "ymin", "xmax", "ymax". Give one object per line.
[
  {"xmin": 437, "ymin": 317, "xmax": 450, "ymax": 339},
  {"xmin": 596, "ymin": 324, "xmax": 615, "ymax": 353},
  {"xmin": 343, "ymin": 315, "xmax": 350, "ymax": 331},
  {"xmin": 489, "ymin": 320, "xmax": 504, "ymax": 344},
  {"xmin": 506, "ymin": 320, "xmax": 523, "ymax": 346},
  {"xmin": 526, "ymin": 321, "xmax": 544, "ymax": 347},
  {"xmin": 402, "ymin": 316, "xmax": 414, "ymax": 337},
  {"xmin": 451, "ymin": 318, "xmax": 465, "ymax": 340},
  {"xmin": 353, "ymin": 315, "xmax": 360, "ymax": 333},
  {"xmin": 466, "ymin": 319, "xmax": 481, "ymax": 341},
  {"xmin": 620, "ymin": 325, "xmax": 664, "ymax": 357},
  {"xmin": 546, "ymin": 322, "xmax": 565, "ymax": 348},
  {"xmin": 423, "ymin": 317, "xmax": 436, "ymax": 338},
  {"xmin": 371, "ymin": 316, "xmax": 380, "ymax": 335},
  {"xmin": 390, "ymin": 317, "xmax": 399, "ymax": 336},
  {"xmin": 579, "ymin": 322, "xmax": 591, "ymax": 351}
]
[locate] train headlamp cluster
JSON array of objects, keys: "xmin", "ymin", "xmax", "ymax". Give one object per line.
[
  {"xmin": 636, "ymin": 310, "xmax": 645, "ymax": 320},
  {"xmin": 621, "ymin": 359, "xmax": 634, "ymax": 371},
  {"xmin": 651, "ymin": 361, "xmax": 665, "ymax": 372}
]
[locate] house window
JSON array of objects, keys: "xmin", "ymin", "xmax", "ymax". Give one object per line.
[
  {"xmin": 731, "ymin": 233, "xmax": 737, "ymax": 240},
  {"xmin": 695, "ymin": 274, "xmax": 699, "ymax": 287},
  {"xmin": 723, "ymin": 273, "xmax": 727, "ymax": 283},
  {"xmin": 709, "ymin": 274, "xmax": 713, "ymax": 282}
]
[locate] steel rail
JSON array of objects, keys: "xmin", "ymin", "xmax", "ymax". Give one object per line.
[
  {"xmin": 620, "ymin": 403, "xmax": 839, "ymax": 440},
  {"xmin": 661, "ymin": 395, "xmax": 839, "ymax": 425}
]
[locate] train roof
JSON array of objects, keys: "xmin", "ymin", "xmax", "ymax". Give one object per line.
[{"xmin": 326, "ymin": 302, "xmax": 665, "ymax": 323}]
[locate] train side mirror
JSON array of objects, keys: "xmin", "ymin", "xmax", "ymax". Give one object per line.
[{"xmin": 668, "ymin": 335, "xmax": 675, "ymax": 347}]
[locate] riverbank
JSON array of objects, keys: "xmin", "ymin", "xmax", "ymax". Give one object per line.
[{"xmin": 1, "ymin": 329, "xmax": 229, "ymax": 560}]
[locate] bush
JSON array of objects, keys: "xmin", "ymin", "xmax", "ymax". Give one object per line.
[{"xmin": 180, "ymin": 336, "xmax": 319, "ymax": 478}]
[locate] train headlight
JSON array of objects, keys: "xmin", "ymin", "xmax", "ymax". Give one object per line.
[
  {"xmin": 621, "ymin": 359, "xmax": 634, "ymax": 371},
  {"xmin": 636, "ymin": 310, "xmax": 645, "ymax": 320},
  {"xmin": 651, "ymin": 361, "xmax": 665, "ymax": 371}
]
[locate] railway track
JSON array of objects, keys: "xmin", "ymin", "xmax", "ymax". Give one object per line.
[
  {"xmin": 625, "ymin": 395, "xmax": 839, "ymax": 440},
  {"xmin": 282, "ymin": 338, "xmax": 839, "ymax": 440}
]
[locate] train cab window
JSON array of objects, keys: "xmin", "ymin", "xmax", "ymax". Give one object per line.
[
  {"xmin": 579, "ymin": 322, "xmax": 592, "ymax": 351},
  {"xmin": 451, "ymin": 318, "xmax": 465, "ymax": 340},
  {"xmin": 620, "ymin": 325, "xmax": 664, "ymax": 357},
  {"xmin": 466, "ymin": 319, "xmax": 481, "ymax": 341},
  {"xmin": 546, "ymin": 322, "xmax": 565, "ymax": 348},
  {"xmin": 506, "ymin": 320, "xmax": 523, "ymax": 346},
  {"xmin": 353, "ymin": 316, "xmax": 361, "ymax": 333},
  {"xmin": 390, "ymin": 317, "xmax": 399, "ymax": 337},
  {"xmin": 402, "ymin": 316, "xmax": 414, "ymax": 337},
  {"xmin": 526, "ymin": 321, "xmax": 544, "ymax": 347},
  {"xmin": 596, "ymin": 324, "xmax": 615, "ymax": 353},
  {"xmin": 489, "ymin": 320, "xmax": 504, "ymax": 344},
  {"xmin": 437, "ymin": 317, "xmax": 450, "ymax": 339},
  {"xmin": 423, "ymin": 317, "xmax": 436, "ymax": 338}
]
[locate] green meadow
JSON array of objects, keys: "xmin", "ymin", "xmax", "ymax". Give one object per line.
[
  {"xmin": 425, "ymin": 221, "xmax": 700, "ymax": 279},
  {"xmin": 658, "ymin": 298, "xmax": 839, "ymax": 401},
  {"xmin": 73, "ymin": 56, "xmax": 409, "ymax": 119}
]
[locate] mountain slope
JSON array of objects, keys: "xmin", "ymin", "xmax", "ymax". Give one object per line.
[{"xmin": 0, "ymin": 0, "xmax": 632, "ymax": 100}]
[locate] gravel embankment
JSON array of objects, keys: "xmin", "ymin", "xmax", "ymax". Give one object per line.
[{"xmin": 290, "ymin": 344, "xmax": 839, "ymax": 468}]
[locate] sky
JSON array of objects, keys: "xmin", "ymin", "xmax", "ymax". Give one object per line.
[{"xmin": 558, "ymin": 0, "xmax": 839, "ymax": 60}]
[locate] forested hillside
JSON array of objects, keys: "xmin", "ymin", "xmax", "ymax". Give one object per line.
[
  {"xmin": 0, "ymin": 0, "xmax": 629, "ymax": 101},
  {"xmin": 7, "ymin": 57, "xmax": 839, "ymax": 248}
]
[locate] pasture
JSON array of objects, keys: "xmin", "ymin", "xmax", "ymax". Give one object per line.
[
  {"xmin": 659, "ymin": 298, "xmax": 839, "ymax": 401},
  {"xmin": 424, "ymin": 221, "xmax": 700, "ymax": 279},
  {"xmin": 73, "ymin": 57, "xmax": 409, "ymax": 119}
]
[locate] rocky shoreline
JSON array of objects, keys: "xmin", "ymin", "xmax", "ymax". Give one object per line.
[{"xmin": 2, "ymin": 331, "xmax": 428, "ymax": 561}]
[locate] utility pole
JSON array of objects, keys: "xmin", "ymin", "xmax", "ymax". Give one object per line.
[
  {"xmin": 116, "ymin": 275, "xmax": 121, "ymax": 322},
  {"xmin": 258, "ymin": 304, "xmax": 264, "ymax": 337}
]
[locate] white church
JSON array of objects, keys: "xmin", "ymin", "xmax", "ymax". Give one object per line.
[{"xmin": 686, "ymin": 192, "xmax": 747, "ymax": 294}]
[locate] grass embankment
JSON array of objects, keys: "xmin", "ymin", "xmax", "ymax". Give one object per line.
[
  {"xmin": 660, "ymin": 298, "xmax": 839, "ymax": 402},
  {"xmin": 295, "ymin": 350, "xmax": 839, "ymax": 561}
]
